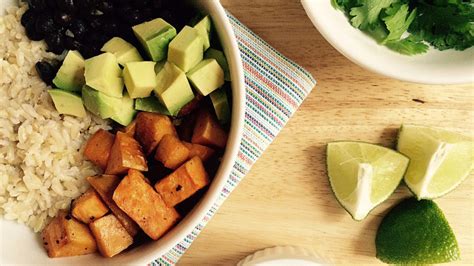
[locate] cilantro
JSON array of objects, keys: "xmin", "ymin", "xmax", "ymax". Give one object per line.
[{"xmin": 333, "ymin": 0, "xmax": 474, "ymax": 55}]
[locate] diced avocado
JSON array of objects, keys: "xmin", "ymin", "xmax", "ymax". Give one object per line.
[
  {"xmin": 135, "ymin": 96, "xmax": 171, "ymax": 116},
  {"xmin": 48, "ymin": 89, "xmax": 86, "ymax": 118},
  {"xmin": 154, "ymin": 62, "xmax": 194, "ymax": 116},
  {"xmin": 154, "ymin": 61, "xmax": 166, "ymax": 74},
  {"xmin": 111, "ymin": 93, "xmax": 136, "ymax": 126},
  {"xmin": 210, "ymin": 88, "xmax": 231, "ymax": 125},
  {"xmin": 123, "ymin": 61, "xmax": 157, "ymax": 99},
  {"xmin": 168, "ymin": 26, "xmax": 203, "ymax": 72},
  {"xmin": 84, "ymin": 53, "xmax": 123, "ymax": 98},
  {"xmin": 82, "ymin": 85, "xmax": 121, "ymax": 119},
  {"xmin": 186, "ymin": 59, "xmax": 224, "ymax": 96},
  {"xmin": 193, "ymin": 16, "xmax": 212, "ymax": 51},
  {"xmin": 132, "ymin": 18, "xmax": 177, "ymax": 61},
  {"xmin": 52, "ymin": 50, "xmax": 85, "ymax": 92},
  {"xmin": 101, "ymin": 37, "xmax": 143, "ymax": 66},
  {"xmin": 205, "ymin": 48, "xmax": 231, "ymax": 81}
]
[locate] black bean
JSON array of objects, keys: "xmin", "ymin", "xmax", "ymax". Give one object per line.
[
  {"xmin": 46, "ymin": 0, "xmax": 57, "ymax": 8},
  {"xmin": 21, "ymin": 9, "xmax": 37, "ymax": 28},
  {"xmin": 56, "ymin": 0, "xmax": 75, "ymax": 12},
  {"xmin": 125, "ymin": 9, "xmax": 143, "ymax": 25},
  {"xmin": 35, "ymin": 61, "xmax": 56, "ymax": 85},
  {"xmin": 151, "ymin": 0, "xmax": 163, "ymax": 9},
  {"xmin": 97, "ymin": 1, "xmax": 114, "ymax": 14},
  {"xmin": 102, "ymin": 20, "xmax": 119, "ymax": 35},
  {"xmin": 88, "ymin": 16, "xmax": 104, "ymax": 30},
  {"xmin": 45, "ymin": 33, "xmax": 64, "ymax": 54},
  {"xmin": 25, "ymin": 25, "xmax": 44, "ymax": 41},
  {"xmin": 28, "ymin": 0, "xmax": 47, "ymax": 11},
  {"xmin": 35, "ymin": 15, "xmax": 55, "ymax": 36},
  {"xmin": 132, "ymin": 0, "xmax": 150, "ymax": 9},
  {"xmin": 69, "ymin": 20, "xmax": 87, "ymax": 40},
  {"xmin": 53, "ymin": 12, "xmax": 73, "ymax": 26},
  {"xmin": 117, "ymin": 5, "xmax": 132, "ymax": 20},
  {"xmin": 64, "ymin": 36, "xmax": 83, "ymax": 50},
  {"xmin": 80, "ymin": 45, "xmax": 100, "ymax": 59}
]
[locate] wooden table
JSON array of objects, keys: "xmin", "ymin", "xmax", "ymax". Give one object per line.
[{"xmin": 179, "ymin": 0, "xmax": 474, "ymax": 264}]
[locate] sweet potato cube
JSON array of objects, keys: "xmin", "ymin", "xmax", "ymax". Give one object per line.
[
  {"xmin": 87, "ymin": 175, "xmax": 139, "ymax": 237},
  {"xmin": 183, "ymin": 142, "xmax": 215, "ymax": 162},
  {"xmin": 83, "ymin": 129, "xmax": 115, "ymax": 170},
  {"xmin": 191, "ymin": 109, "xmax": 228, "ymax": 148},
  {"xmin": 121, "ymin": 119, "xmax": 137, "ymax": 137},
  {"xmin": 135, "ymin": 112, "xmax": 177, "ymax": 155},
  {"xmin": 112, "ymin": 169, "xmax": 180, "ymax": 240},
  {"xmin": 155, "ymin": 134, "xmax": 190, "ymax": 169},
  {"xmin": 105, "ymin": 132, "xmax": 148, "ymax": 175},
  {"xmin": 155, "ymin": 156, "xmax": 210, "ymax": 207},
  {"xmin": 89, "ymin": 214, "xmax": 133, "ymax": 258},
  {"xmin": 42, "ymin": 211, "xmax": 97, "ymax": 258},
  {"xmin": 72, "ymin": 188, "xmax": 108, "ymax": 224}
]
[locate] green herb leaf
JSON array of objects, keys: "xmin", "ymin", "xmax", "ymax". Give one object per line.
[
  {"xmin": 350, "ymin": 0, "xmax": 398, "ymax": 29},
  {"xmin": 386, "ymin": 36, "xmax": 429, "ymax": 55},
  {"xmin": 382, "ymin": 4, "xmax": 417, "ymax": 44}
]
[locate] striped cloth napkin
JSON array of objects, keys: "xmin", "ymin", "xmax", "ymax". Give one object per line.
[{"xmin": 152, "ymin": 12, "xmax": 316, "ymax": 266}]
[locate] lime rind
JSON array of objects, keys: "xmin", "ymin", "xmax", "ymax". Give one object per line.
[
  {"xmin": 397, "ymin": 125, "xmax": 473, "ymax": 200},
  {"xmin": 327, "ymin": 141, "xmax": 409, "ymax": 221},
  {"xmin": 376, "ymin": 198, "xmax": 460, "ymax": 264}
]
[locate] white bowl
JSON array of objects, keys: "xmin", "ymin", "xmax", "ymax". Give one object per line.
[
  {"xmin": 301, "ymin": 0, "xmax": 474, "ymax": 85},
  {"xmin": 0, "ymin": 0, "xmax": 245, "ymax": 264}
]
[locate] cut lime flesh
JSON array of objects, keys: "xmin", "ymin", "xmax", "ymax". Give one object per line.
[
  {"xmin": 397, "ymin": 125, "xmax": 473, "ymax": 199},
  {"xmin": 376, "ymin": 198, "xmax": 460, "ymax": 264},
  {"xmin": 327, "ymin": 141, "xmax": 409, "ymax": 220}
]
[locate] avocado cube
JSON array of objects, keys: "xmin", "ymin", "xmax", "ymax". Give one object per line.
[
  {"xmin": 135, "ymin": 96, "xmax": 171, "ymax": 116},
  {"xmin": 210, "ymin": 88, "xmax": 231, "ymax": 125},
  {"xmin": 48, "ymin": 89, "xmax": 86, "ymax": 118},
  {"xmin": 132, "ymin": 18, "xmax": 177, "ymax": 61},
  {"xmin": 205, "ymin": 48, "xmax": 231, "ymax": 81},
  {"xmin": 123, "ymin": 61, "xmax": 157, "ymax": 99},
  {"xmin": 82, "ymin": 85, "xmax": 121, "ymax": 119},
  {"xmin": 52, "ymin": 50, "xmax": 85, "ymax": 92},
  {"xmin": 154, "ymin": 62, "xmax": 194, "ymax": 116},
  {"xmin": 101, "ymin": 37, "xmax": 143, "ymax": 66},
  {"xmin": 110, "ymin": 93, "xmax": 136, "ymax": 126},
  {"xmin": 168, "ymin": 26, "xmax": 203, "ymax": 72},
  {"xmin": 154, "ymin": 61, "xmax": 166, "ymax": 74},
  {"xmin": 193, "ymin": 16, "xmax": 212, "ymax": 51},
  {"xmin": 84, "ymin": 53, "xmax": 123, "ymax": 98},
  {"xmin": 187, "ymin": 59, "xmax": 224, "ymax": 96}
]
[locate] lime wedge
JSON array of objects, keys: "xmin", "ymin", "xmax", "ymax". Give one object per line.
[
  {"xmin": 376, "ymin": 198, "xmax": 460, "ymax": 264},
  {"xmin": 326, "ymin": 142, "xmax": 409, "ymax": 221},
  {"xmin": 397, "ymin": 125, "xmax": 473, "ymax": 199}
]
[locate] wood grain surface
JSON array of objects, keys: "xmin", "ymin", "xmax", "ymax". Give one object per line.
[{"xmin": 179, "ymin": 0, "xmax": 474, "ymax": 264}]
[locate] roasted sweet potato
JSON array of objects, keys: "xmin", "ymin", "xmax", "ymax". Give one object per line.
[
  {"xmin": 42, "ymin": 211, "xmax": 97, "ymax": 258},
  {"xmin": 105, "ymin": 132, "xmax": 148, "ymax": 175},
  {"xmin": 89, "ymin": 214, "xmax": 133, "ymax": 258},
  {"xmin": 121, "ymin": 119, "xmax": 137, "ymax": 137},
  {"xmin": 83, "ymin": 129, "xmax": 115, "ymax": 170},
  {"xmin": 87, "ymin": 175, "xmax": 139, "ymax": 237},
  {"xmin": 135, "ymin": 112, "xmax": 177, "ymax": 155},
  {"xmin": 112, "ymin": 169, "xmax": 180, "ymax": 240},
  {"xmin": 154, "ymin": 134, "xmax": 190, "ymax": 169},
  {"xmin": 154, "ymin": 156, "xmax": 210, "ymax": 207},
  {"xmin": 191, "ymin": 109, "xmax": 228, "ymax": 149},
  {"xmin": 182, "ymin": 142, "xmax": 215, "ymax": 162},
  {"xmin": 71, "ymin": 188, "xmax": 108, "ymax": 224}
]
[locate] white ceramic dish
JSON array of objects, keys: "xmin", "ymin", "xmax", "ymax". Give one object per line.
[
  {"xmin": 301, "ymin": 0, "xmax": 474, "ymax": 85},
  {"xmin": 0, "ymin": 0, "xmax": 245, "ymax": 264}
]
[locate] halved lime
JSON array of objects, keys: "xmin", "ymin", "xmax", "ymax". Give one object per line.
[
  {"xmin": 376, "ymin": 198, "xmax": 460, "ymax": 264},
  {"xmin": 326, "ymin": 141, "xmax": 409, "ymax": 221},
  {"xmin": 397, "ymin": 125, "xmax": 473, "ymax": 199}
]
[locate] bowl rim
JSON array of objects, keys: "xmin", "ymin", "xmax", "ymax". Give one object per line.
[
  {"xmin": 0, "ymin": 0, "xmax": 246, "ymax": 264},
  {"xmin": 300, "ymin": 0, "xmax": 474, "ymax": 85}
]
